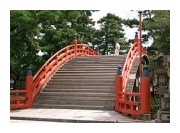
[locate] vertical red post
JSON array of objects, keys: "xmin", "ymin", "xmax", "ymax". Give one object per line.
[
  {"xmin": 73, "ymin": 39, "xmax": 77, "ymax": 56},
  {"xmin": 140, "ymin": 77, "xmax": 150, "ymax": 114},
  {"xmin": 138, "ymin": 11, "xmax": 143, "ymax": 78},
  {"xmin": 86, "ymin": 47, "xmax": 89, "ymax": 55},
  {"xmin": 64, "ymin": 48, "xmax": 67, "ymax": 58},
  {"xmin": 26, "ymin": 68, "xmax": 33, "ymax": 108},
  {"xmin": 115, "ymin": 75, "xmax": 123, "ymax": 112}
]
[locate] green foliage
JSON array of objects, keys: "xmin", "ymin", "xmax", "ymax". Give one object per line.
[
  {"xmin": 143, "ymin": 10, "xmax": 170, "ymax": 55},
  {"xmin": 123, "ymin": 10, "xmax": 170, "ymax": 55},
  {"xmin": 151, "ymin": 97, "xmax": 160, "ymax": 118},
  {"xmin": 13, "ymin": 10, "xmax": 163, "ymax": 87},
  {"xmin": 123, "ymin": 18, "xmax": 139, "ymax": 28},
  {"xmin": 97, "ymin": 13, "xmax": 126, "ymax": 55},
  {"xmin": 10, "ymin": 10, "xmax": 40, "ymax": 76},
  {"xmin": 10, "ymin": 10, "xmax": 97, "ymax": 88}
]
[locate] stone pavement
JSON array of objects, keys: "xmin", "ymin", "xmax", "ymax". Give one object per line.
[
  {"xmin": 10, "ymin": 108, "xmax": 145, "ymax": 123},
  {"xmin": 10, "ymin": 120, "xmax": 61, "ymax": 123}
]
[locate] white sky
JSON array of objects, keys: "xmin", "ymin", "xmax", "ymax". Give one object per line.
[{"xmin": 91, "ymin": 10, "xmax": 153, "ymax": 46}]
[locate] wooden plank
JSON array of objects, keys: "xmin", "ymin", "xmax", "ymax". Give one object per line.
[
  {"xmin": 10, "ymin": 90, "xmax": 27, "ymax": 93},
  {"xmin": 10, "ymin": 97, "xmax": 27, "ymax": 101}
]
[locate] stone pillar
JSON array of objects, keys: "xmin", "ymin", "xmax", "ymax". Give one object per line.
[{"xmin": 154, "ymin": 53, "xmax": 170, "ymax": 123}]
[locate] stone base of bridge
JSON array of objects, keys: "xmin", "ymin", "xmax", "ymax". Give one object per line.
[{"xmin": 10, "ymin": 108, "xmax": 155, "ymax": 123}]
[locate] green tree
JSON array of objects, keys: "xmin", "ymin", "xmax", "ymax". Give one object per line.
[
  {"xmin": 12, "ymin": 10, "xmax": 140, "ymax": 88},
  {"xmin": 143, "ymin": 10, "xmax": 170, "ymax": 55},
  {"xmin": 37, "ymin": 10, "xmax": 97, "ymax": 58},
  {"xmin": 123, "ymin": 10, "xmax": 170, "ymax": 55},
  {"xmin": 97, "ymin": 13, "xmax": 125, "ymax": 55},
  {"xmin": 10, "ymin": 10, "xmax": 98, "ymax": 88},
  {"xmin": 10, "ymin": 10, "xmax": 43, "ymax": 88}
]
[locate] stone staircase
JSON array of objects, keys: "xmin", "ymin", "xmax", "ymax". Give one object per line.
[
  {"xmin": 33, "ymin": 55, "xmax": 126, "ymax": 110},
  {"xmin": 125, "ymin": 57, "xmax": 140, "ymax": 92}
]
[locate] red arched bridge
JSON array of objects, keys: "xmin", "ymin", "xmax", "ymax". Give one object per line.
[{"xmin": 10, "ymin": 36, "xmax": 150, "ymax": 120}]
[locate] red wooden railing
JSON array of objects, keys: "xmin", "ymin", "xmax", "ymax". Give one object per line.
[
  {"xmin": 122, "ymin": 40, "xmax": 147, "ymax": 92},
  {"xmin": 115, "ymin": 38, "xmax": 150, "ymax": 119},
  {"xmin": 121, "ymin": 42, "xmax": 139, "ymax": 92},
  {"xmin": 10, "ymin": 40, "xmax": 99, "ymax": 110},
  {"xmin": 10, "ymin": 90, "xmax": 27, "ymax": 110},
  {"xmin": 31, "ymin": 41, "xmax": 98, "ymax": 103}
]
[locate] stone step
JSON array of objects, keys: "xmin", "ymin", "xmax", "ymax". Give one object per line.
[
  {"xmin": 39, "ymin": 92, "xmax": 115, "ymax": 97},
  {"xmin": 33, "ymin": 104, "xmax": 114, "ymax": 110},
  {"xmin": 68, "ymin": 58, "xmax": 124, "ymax": 61},
  {"xmin": 59, "ymin": 67, "xmax": 118, "ymax": 69},
  {"xmin": 69, "ymin": 58, "xmax": 125, "ymax": 60},
  {"xmin": 55, "ymin": 71, "xmax": 117, "ymax": 73},
  {"xmin": 51, "ymin": 75, "xmax": 115, "ymax": 79},
  {"xmin": 44, "ymin": 85, "xmax": 114, "ymax": 90},
  {"xmin": 74, "ymin": 55, "xmax": 126, "ymax": 58},
  {"xmin": 69, "ymin": 56, "xmax": 125, "ymax": 59},
  {"xmin": 34, "ymin": 99, "xmax": 114, "ymax": 106},
  {"xmin": 53, "ymin": 73, "xmax": 117, "ymax": 76},
  {"xmin": 57, "ymin": 71, "xmax": 117, "ymax": 74},
  {"xmin": 35, "ymin": 95, "xmax": 114, "ymax": 101},
  {"xmin": 47, "ymin": 82, "xmax": 115, "ymax": 86},
  {"xmin": 66, "ymin": 62, "xmax": 122, "ymax": 65},
  {"xmin": 59, "ymin": 67, "xmax": 117, "ymax": 71},
  {"xmin": 48, "ymin": 78, "xmax": 115, "ymax": 82},
  {"xmin": 66, "ymin": 59, "xmax": 125, "ymax": 63},
  {"xmin": 34, "ymin": 55, "xmax": 128, "ymax": 111},
  {"xmin": 68, "ymin": 59, "xmax": 124, "ymax": 62},
  {"xmin": 62, "ymin": 64, "xmax": 124, "ymax": 67},
  {"xmin": 43, "ymin": 89, "xmax": 114, "ymax": 93},
  {"xmin": 125, "ymin": 57, "xmax": 139, "ymax": 92}
]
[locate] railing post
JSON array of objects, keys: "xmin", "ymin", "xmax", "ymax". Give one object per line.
[
  {"xmin": 144, "ymin": 47, "xmax": 148, "ymax": 55},
  {"xmin": 140, "ymin": 65, "xmax": 151, "ymax": 119},
  {"xmin": 95, "ymin": 45, "xmax": 99, "ymax": 55},
  {"xmin": 26, "ymin": 66, "xmax": 33, "ymax": 108},
  {"xmin": 138, "ymin": 11, "xmax": 143, "ymax": 79},
  {"xmin": 73, "ymin": 36, "xmax": 77, "ymax": 56},
  {"xmin": 134, "ymin": 32, "xmax": 138, "ymax": 44},
  {"xmin": 115, "ymin": 65, "xmax": 123, "ymax": 111}
]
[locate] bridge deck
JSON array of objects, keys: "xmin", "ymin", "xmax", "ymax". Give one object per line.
[{"xmin": 10, "ymin": 108, "xmax": 151, "ymax": 123}]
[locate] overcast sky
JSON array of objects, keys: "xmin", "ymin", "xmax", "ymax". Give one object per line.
[{"xmin": 91, "ymin": 10, "xmax": 153, "ymax": 46}]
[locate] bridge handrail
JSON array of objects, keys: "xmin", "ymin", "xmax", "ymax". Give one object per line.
[
  {"xmin": 31, "ymin": 42, "xmax": 98, "ymax": 102},
  {"xmin": 115, "ymin": 41, "xmax": 148, "ymax": 119},
  {"xmin": 122, "ymin": 42, "xmax": 138, "ymax": 91},
  {"xmin": 10, "ymin": 42, "xmax": 98, "ymax": 110},
  {"xmin": 33, "ymin": 45, "xmax": 73, "ymax": 81},
  {"xmin": 10, "ymin": 90, "xmax": 27, "ymax": 110},
  {"xmin": 122, "ymin": 41, "xmax": 147, "ymax": 91}
]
